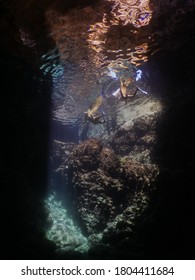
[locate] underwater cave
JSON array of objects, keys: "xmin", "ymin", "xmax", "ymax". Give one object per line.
[{"xmin": 1, "ymin": 0, "xmax": 195, "ymax": 260}]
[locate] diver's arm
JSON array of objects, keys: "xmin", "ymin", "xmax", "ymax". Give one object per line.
[{"xmin": 136, "ymin": 86, "xmax": 148, "ymax": 95}]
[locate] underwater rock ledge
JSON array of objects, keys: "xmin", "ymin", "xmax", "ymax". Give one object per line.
[
  {"xmin": 48, "ymin": 105, "xmax": 161, "ymax": 256},
  {"xmin": 67, "ymin": 137, "xmax": 159, "ymax": 237}
]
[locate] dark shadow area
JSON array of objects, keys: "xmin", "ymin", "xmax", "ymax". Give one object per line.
[
  {"xmin": 132, "ymin": 36, "xmax": 195, "ymax": 259},
  {"xmin": 0, "ymin": 52, "xmax": 56, "ymax": 259}
]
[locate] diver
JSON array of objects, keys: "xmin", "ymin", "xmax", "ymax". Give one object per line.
[
  {"xmin": 117, "ymin": 67, "xmax": 149, "ymax": 104},
  {"xmin": 118, "ymin": 77, "xmax": 138, "ymax": 104},
  {"xmin": 82, "ymin": 95, "xmax": 106, "ymax": 125}
]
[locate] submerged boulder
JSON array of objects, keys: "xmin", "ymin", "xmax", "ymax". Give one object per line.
[
  {"xmin": 99, "ymin": 146, "xmax": 120, "ymax": 177},
  {"xmin": 65, "ymin": 136, "xmax": 159, "ymax": 236},
  {"xmin": 72, "ymin": 169, "xmax": 124, "ymax": 234},
  {"xmin": 68, "ymin": 138, "xmax": 103, "ymax": 172}
]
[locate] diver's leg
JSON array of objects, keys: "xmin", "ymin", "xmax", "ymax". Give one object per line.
[
  {"xmin": 133, "ymin": 87, "xmax": 138, "ymax": 96},
  {"xmin": 128, "ymin": 87, "xmax": 138, "ymax": 98}
]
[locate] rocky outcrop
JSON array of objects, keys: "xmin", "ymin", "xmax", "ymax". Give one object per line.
[
  {"xmin": 68, "ymin": 138, "xmax": 103, "ymax": 172},
  {"xmin": 48, "ymin": 95, "xmax": 161, "ymax": 254},
  {"xmin": 65, "ymin": 123, "xmax": 159, "ymax": 237}
]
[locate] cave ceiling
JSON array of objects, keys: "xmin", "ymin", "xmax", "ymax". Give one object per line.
[{"xmin": 1, "ymin": 0, "xmax": 194, "ymax": 123}]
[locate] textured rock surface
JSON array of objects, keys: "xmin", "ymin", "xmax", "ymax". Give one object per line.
[{"xmin": 65, "ymin": 113, "xmax": 160, "ymax": 238}]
